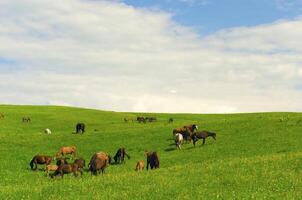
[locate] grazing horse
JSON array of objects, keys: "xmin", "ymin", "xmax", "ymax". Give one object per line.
[
  {"xmin": 174, "ymin": 133, "xmax": 183, "ymax": 150},
  {"xmin": 76, "ymin": 123, "xmax": 85, "ymax": 134},
  {"xmin": 173, "ymin": 124, "xmax": 198, "ymax": 141},
  {"xmin": 56, "ymin": 146, "xmax": 77, "ymax": 159},
  {"xmin": 88, "ymin": 152, "xmax": 111, "ymax": 175},
  {"xmin": 22, "ymin": 117, "xmax": 31, "ymax": 123},
  {"xmin": 137, "ymin": 116, "xmax": 146, "ymax": 123},
  {"xmin": 44, "ymin": 128, "xmax": 51, "ymax": 134},
  {"xmin": 192, "ymin": 131, "xmax": 216, "ymax": 147},
  {"xmin": 0, "ymin": 113, "xmax": 4, "ymax": 119},
  {"xmin": 113, "ymin": 148, "xmax": 130, "ymax": 164},
  {"xmin": 168, "ymin": 118, "xmax": 173, "ymax": 123},
  {"xmin": 30, "ymin": 155, "xmax": 52, "ymax": 170},
  {"xmin": 145, "ymin": 117, "xmax": 157, "ymax": 122},
  {"xmin": 145, "ymin": 151, "xmax": 159, "ymax": 170},
  {"xmin": 51, "ymin": 163, "xmax": 83, "ymax": 178},
  {"xmin": 45, "ymin": 165, "xmax": 58, "ymax": 175},
  {"xmin": 74, "ymin": 158, "xmax": 85, "ymax": 169},
  {"xmin": 135, "ymin": 160, "xmax": 144, "ymax": 171}
]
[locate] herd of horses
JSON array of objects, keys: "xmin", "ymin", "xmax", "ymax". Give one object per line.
[
  {"xmin": 30, "ymin": 145, "xmax": 160, "ymax": 178},
  {"xmin": 11, "ymin": 114, "xmax": 215, "ymax": 179},
  {"xmin": 172, "ymin": 124, "xmax": 216, "ymax": 149}
]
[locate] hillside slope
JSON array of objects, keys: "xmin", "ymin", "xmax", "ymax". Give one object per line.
[{"xmin": 0, "ymin": 105, "xmax": 301, "ymax": 199}]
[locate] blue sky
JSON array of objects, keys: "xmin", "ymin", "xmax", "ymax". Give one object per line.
[
  {"xmin": 122, "ymin": 0, "xmax": 302, "ymax": 35},
  {"xmin": 0, "ymin": 0, "xmax": 302, "ymax": 113}
]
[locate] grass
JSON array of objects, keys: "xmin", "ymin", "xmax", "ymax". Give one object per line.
[{"xmin": 0, "ymin": 105, "xmax": 302, "ymax": 199}]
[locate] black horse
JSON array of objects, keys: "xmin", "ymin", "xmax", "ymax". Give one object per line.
[
  {"xmin": 113, "ymin": 148, "xmax": 130, "ymax": 164},
  {"xmin": 76, "ymin": 123, "xmax": 85, "ymax": 134},
  {"xmin": 192, "ymin": 131, "xmax": 216, "ymax": 146}
]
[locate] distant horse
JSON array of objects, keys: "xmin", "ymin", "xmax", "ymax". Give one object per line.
[
  {"xmin": 145, "ymin": 117, "xmax": 157, "ymax": 122},
  {"xmin": 30, "ymin": 155, "xmax": 52, "ymax": 170},
  {"xmin": 113, "ymin": 148, "xmax": 130, "ymax": 164},
  {"xmin": 124, "ymin": 117, "xmax": 134, "ymax": 123},
  {"xmin": 55, "ymin": 146, "xmax": 77, "ymax": 159},
  {"xmin": 0, "ymin": 113, "xmax": 4, "ymax": 119},
  {"xmin": 137, "ymin": 116, "xmax": 146, "ymax": 123},
  {"xmin": 168, "ymin": 118, "xmax": 173, "ymax": 123},
  {"xmin": 22, "ymin": 117, "xmax": 31, "ymax": 123},
  {"xmin": 192, "ymin": 131, "xmax": 216, "ymax": 146},
  {"xmin": 145, "ymin": 151, "xmax": 159, "ymax": 170},
  {"xmin": 76, "ymin": 123, "xmax": 85, "ymax": 134},
  {"xmin": 44, "ymin": 128, "xmax": 51, "ymax": 134},
  {"xmin": 174, "ymin": 133, "xmax": 183, "ymax": 150},
  {"xmin": 135, "ymin": 160, "xmax": 144, "ymax": 171}
]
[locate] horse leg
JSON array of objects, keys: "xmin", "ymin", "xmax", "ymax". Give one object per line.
[
  {"xmin": 34, "ymin": 163, "xmax": 38, "ymax": 170},
  {"xmin": 203, "ymin": 138, "xmax": 205, "ymax": 145}
]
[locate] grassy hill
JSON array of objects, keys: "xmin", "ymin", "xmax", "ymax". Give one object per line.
[{"xmin": 0, "ymin": 105, "xmax": 302, "ymax": 199}]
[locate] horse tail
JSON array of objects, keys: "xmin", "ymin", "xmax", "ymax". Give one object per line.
[{"xmin": 30, "ymin": 157, "xmax": 35, "ymax": 169}]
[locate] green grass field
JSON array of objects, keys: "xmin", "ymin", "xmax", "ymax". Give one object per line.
[{"xmin": 0, "ymin": 105, "xmax": 302, "ymax": 199}]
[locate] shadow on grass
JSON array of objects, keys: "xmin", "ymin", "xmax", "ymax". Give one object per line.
[{"xmin": 164, "ymin": 147, "xmax": 175, "ymax": 152}]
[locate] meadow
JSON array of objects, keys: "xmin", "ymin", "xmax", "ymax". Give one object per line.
[{"xmin": 0, "ymin": 105, "xmax": 302, "ymax": 199}]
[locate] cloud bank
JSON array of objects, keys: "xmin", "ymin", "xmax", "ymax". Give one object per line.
[{"xmin": 0, "ymin": 0, "xmax": 301, "ymax": 113}]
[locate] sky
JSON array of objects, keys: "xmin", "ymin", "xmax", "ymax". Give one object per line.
[{"xmin": 0, "ymin": 0, "xmax": 302, "ymax": 113}]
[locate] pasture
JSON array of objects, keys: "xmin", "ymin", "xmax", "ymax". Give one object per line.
[{"xmin": 0, "ymin": 105, "xmax": 302, "ymax": 199}]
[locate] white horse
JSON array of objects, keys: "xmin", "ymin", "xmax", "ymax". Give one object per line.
[
  {"xmin": 44, "ymin": 128, "xmax": 51, "ymax": 134},
  {"xmin": 174, "ymin": 133, "xmax": 183, "ymax": 150}
]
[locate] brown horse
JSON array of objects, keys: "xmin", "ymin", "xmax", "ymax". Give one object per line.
[
  {"xmin": 88, "ymin": 152, "xmax": 112, "ymax": 175},
  {"xmin": 55, "ymin": 146, "xmax": 77, "ymax": 159},
  {"xmin": 30, "ymin": 155, "xmax": 52, "ymax": 170},
  {"xmin": 113, "ymin": 148, "xmax": 130, "ymax": 164},
  {"xmin": 51, "ymin": 163, "xmax": 83, "ymax": 178},
  {"xmin": 192, "ymin": 131, "xmax": 216, "ymax": 146},
  {"xmin": 0, "ymin": 113, "xmax": 4, "ymax": 119},
  {"xmin": 172, "ymin": 124, "xmax": 198, "ymax": 142},
  {"xmin": 145, "ymin": 151, "xmax": 159, "ymax": 170}
]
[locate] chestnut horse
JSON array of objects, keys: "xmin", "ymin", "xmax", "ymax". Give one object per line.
[
  {"xmin": 88, "ymin": 152, "xmax": 112, "ymax": 175},
  {"xmin": 55, "ymin": 146, "xmax": 77, "ymax": 159},
  {"xmin": 30, "ymin": 155, "xmax": 52, "ymax": 170}
]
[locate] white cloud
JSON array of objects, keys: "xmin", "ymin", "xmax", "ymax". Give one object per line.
[{"xmin": 0, "ymin": 0, "xmax": 301, "ymax": 113}]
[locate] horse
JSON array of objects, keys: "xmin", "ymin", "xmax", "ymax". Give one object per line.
[
  {"xmin": 30, "ymin": 155, "xmax": 52, "ymax": 170},
  {"xmin": 74, "ymin": 158, "xmax": 85, "ymax": 169},
  {"xmin": 45, "ymin": 165, "xmax": 58, "ymax": 175},
  {"xmin": 174, "ymin": 133, "xmax": 183, "ymax": 150},
  {"xmin": 51, "ymin": 163, "xmax": 83, "ymax": 178},
  {"xmin": 76, "ymin": 123, "xmax": 85, "ymax": 134},
  {"xmin": 137, "ymin": 116, "xmax": 146, "ymax": 123},
  {"xmin": 192, "ymin": 131, "xmax": 216, "ymax": 146},
  {"xmin": 44, "ymin": 128, "xmax": 51, "ymax": 134},
  {"xmin": 168, "ymin": 118, "xmax": 173, "ymax": 123},
  {"xmin": 135, "ymin": 161, "xmax": 144, "ymax": 171},
  {"xmin": 145, "ymin": 117, "xmax": 157, "ymax": 122},
  {"xmin": 55, "ymin": 146, "xmax": 77, "ymax": 159},
  {"xmin": 172, "ymin": 124, "xmax": 198, "ymax": 142},
  {"xmin": 145, "ymin": 151, "xmax": 159, "ymax": 170},
  {"xmin": 88, "ymin": 152, "xmax": 111, "ymax": 175},
  {"xmin": 113, "ymin": 148, "xmax": 130, "ymax": 164},
  {"xmin": 0, "ymin": 113, "xmax": 4, "ymax": 119},
  {"xmin": 22, "ymin": 117, "xmax": 31, "ymax": 123}
]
